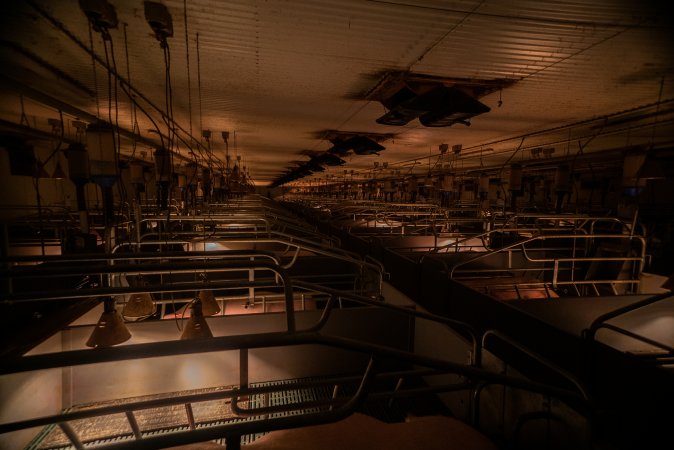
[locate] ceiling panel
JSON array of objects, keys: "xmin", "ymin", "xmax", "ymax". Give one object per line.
[{"xmin": 0, "ymin": 0, "xmax": 672, "ymax": 185}]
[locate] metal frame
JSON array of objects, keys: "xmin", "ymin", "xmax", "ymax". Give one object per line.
[{"xmin": 583, "ymin": 291, "xmax": 674, "ymax": 366}]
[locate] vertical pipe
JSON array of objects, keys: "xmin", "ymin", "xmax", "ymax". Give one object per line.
[
  {"xmin": 239, "ymin": 348, "xmax": 248, "ymax": 391},
  {"xmin": 185, "ymin": 404, "xmax": 196, "ymax": 430},
  {"xmin": 248, "ymin": 257, "xmax": 254, "ymax": 306},
  {"xmin": 125, "ymin": 411, "xmax": 142, "ymax": 439}
]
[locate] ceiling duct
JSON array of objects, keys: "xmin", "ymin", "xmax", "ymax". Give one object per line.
[
  {"xmin": 377, "ymin": 84, "xmax": 490, "ymax": 127},
  {"xmin": 327, "ymin": 136, "xmax": 385, "ymax": 156},
  {"xmin": 270, "ymin": 131, "xmax": 388, "ymax": 187},
  {"xmin": 349, "ymin": 136, "xmax": 385, "ymax": 155},
  {"xmin": 306, "ymin": 159, "xmax": 326, "ymax": 172},
  {"xmin": 316, "ymin": 152, "xmax": 346, "ymax": 166}
]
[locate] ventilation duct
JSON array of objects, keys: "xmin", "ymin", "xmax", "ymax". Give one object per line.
[
  {"xmin": 327, "ymin": 136, "xmax": 385, "ymax": 156},
  {"xmin": 348, "ymin": 136, "xmax": 385, "ymax": 155},
  {"xmin": 270, "ymin": 135, "xmax": 385, "ymax": 187},
  {"xmin": 327, "ymin": 138, "xmax": 351, "ymax": 156},
  {"xmin": 316, "ymin": 152, "xmax": 346, "ymax": 166},
  {"xmin": 376, "ymin": 85, "xmax": 490, "ymax": 127}
]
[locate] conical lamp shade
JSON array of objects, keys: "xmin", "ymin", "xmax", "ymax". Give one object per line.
[
  {"xmin": 122, "ymin": 292, "xmax": 156, "ymax": 318},
  {"xmin": 198, "ymin": 290, "xmax": 221, "ymax": 316},
  {"xmin": 86, "ymin": 300, "xmax": 131, "ymax": 348},
  {"xmin": 180, "ymin": 301, "xmax": 213, "ymax": 340}
]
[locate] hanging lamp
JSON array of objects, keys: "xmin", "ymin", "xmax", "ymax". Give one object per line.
[
  {"xmin": 86, "ymin": 298, "xmax": 131, "ymax": 348},
  {"xmin": 122, "ymin": 292, "xmax": 156, "ymax": 319},
  {"xmin": 198, "ymin": 289, "xmax": 221, "ymax": 316},
  {"xmin": 180, "ymin": 300, "xmax": 213, "ymax": 340}
]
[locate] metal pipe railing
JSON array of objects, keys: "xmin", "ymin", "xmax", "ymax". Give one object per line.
[{"xmin": 583, "ymin": 291, "xmax": 674, "ymax": 359}]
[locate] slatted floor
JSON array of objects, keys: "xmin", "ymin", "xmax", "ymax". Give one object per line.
[{"xmin": 26, "ymin": 376, "xmax": 450, "ymax": 449}]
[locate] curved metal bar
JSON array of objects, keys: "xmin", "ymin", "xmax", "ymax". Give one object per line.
[
  {"xmin": 591, "ymin": 323, "xmax": 673, "ymax": 353},
  {"xmin": 584, "ymin": 291, "xmax": 673, "ymax": 341},
  {"xmin": 481, "ymin": 330, "xmax": 589, "ymax": 401},
  {"xmin": 449, "ymin": 233, "xmax": 646, "ymax": 279},
  {"xmin": 3, "ymin": 279, "xmax": 281, "ymax": 302},
  {"xmin": 3, "ymin": 259, "xmax": 297, "ymax": 333},
  {"xmin": 3, "ymin": 249, "xmax": 281, "ymax": 266},
  {"xmin": 303, "ymin": 294, "xmax": 338, "ymax": 333}
]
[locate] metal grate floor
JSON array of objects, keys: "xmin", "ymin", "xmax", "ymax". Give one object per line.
[{"xmin": 26, "ymin": 375, "xmax": 450, "ymax": 449}]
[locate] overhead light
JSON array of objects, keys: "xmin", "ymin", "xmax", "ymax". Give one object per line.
[
  {"xmin": 122, "ymin": 292, "xmax": 156, "ymax": 319},
  {"xmin": 198, "ymin": 289, "xmax": 221, "ymax": 316},
  {"xmin": 180, "ymin": 300, "xmax": 213, "ymax": 340},
  {"xmin": 86, "ymin": 299, "xmax": 131, "ymax": 348}
]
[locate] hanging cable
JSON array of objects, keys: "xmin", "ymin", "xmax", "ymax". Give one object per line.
[
  {"xmin": 108, "ymin": 37, "xmax": 129, "ymax": 218},
  {"xmin": 26, "ymin": 0, "xmax": 222, "ymax": 170},
  {"xmin": 88, "ymin": 24, "xmax": 101, "ymax": 118},
  {"xmin": 183, "ymin": 0, "xmax": 193, "ymax": 143},
  {"xmin": 123, "ymin": 22, "xmax": 138, "ymax": 157},
  {"xmin": 196, "ymin": 32, "xmax": 203, "ymax": 141}
]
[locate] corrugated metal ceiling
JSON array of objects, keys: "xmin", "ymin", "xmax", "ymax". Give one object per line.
[{"xmin": 1, "ymin": 0, "xmax": 672, "ymax": 184}]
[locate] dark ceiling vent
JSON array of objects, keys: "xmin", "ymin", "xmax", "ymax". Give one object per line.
[
  {"xmin": 316, "ymin": 152, "xmax": 346, "ymax": 166},
  {"xmin": 270, "ymin": 132, "xmax": 389, "ymax": 187},
  {"xmin": 328, "ymin": 136, "xmax": 385, "ymax": 156},
  {"xmin": 376, "ymin": 85, "xmax": 490, "ymax": 127}
]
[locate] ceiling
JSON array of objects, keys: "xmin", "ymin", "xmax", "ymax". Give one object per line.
[{"xmin": 1, "ymin": 0, "xmax": 673, "ymax": 186}]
